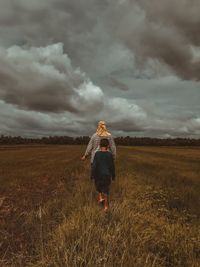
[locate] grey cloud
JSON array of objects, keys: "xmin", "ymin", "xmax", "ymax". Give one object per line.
[
  {"xmin": 0, "ymin": 44, "xmax": 104, "ymax": 114},
  {"xmin": 0, "ymin": 100, "xmax": 90, "ymax": 136},
  {"xmin": 1, "ymin": 0, "xmax": 200, "ymax": 80},
  {"xmin": 0, "ymin": 99, "xmax": 147, "ymax": 137},
  {"xmin": 108, "ymin": 76, "xmax": 129, "ymax": 91},
  {"xmin": 0, "ymin": 0, "xmax": 200, "ymax": 138},
  {"xmin": 121, "ymin": 0, "xmax": 200, "ymax": 80},
  {"xmin": 1, "ymin": 96, "xmax": 200, "ymax": 138},
  {"xmin": 99, "ymin": 97, "xmax": 148, "ymax": 133}
]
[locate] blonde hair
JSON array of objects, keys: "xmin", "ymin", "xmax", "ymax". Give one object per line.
[{"xmin": 96, "ymin": 121, "xmax": 111, "ymax": 137}]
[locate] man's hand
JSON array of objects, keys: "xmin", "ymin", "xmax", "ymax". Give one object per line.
[{"xmin": 81, "ymin": 155, "xmax": 86, "ymax": 161}]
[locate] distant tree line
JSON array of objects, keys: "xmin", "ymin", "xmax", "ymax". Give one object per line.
[
  {"xmin": 115, "ymin": 136, "xmax": 200, "ymax": 146},
  {"xmin": 0, "ymin": 135, "xmax": 200, "ymax": 146},
  {"xmin": 0, "ymin": 135, "xmax": 90, "ymax": 145}
]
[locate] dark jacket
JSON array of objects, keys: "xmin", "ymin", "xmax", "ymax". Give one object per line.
[{"xmin": 91, "ymin": 151, "xmax": 115, "ymax": 180}]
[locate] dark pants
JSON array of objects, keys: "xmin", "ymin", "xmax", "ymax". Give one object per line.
[{"xmin": 94, "ymin": 176, "xmax": 111, "ymax": 194}]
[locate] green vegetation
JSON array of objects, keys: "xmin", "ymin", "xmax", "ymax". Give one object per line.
[{"xmin": 0, "ymin": 145, "xmax": 200, "ymax": 266}]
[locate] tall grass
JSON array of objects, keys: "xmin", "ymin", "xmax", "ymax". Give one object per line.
[{"xmin": 0, "ymin": 145, "xmax": 200, "ymax": 266}]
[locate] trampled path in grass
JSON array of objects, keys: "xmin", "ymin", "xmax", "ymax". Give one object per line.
[{"xmin": 0, "ymin": 145, "xmax": 200, "ymax": 266}]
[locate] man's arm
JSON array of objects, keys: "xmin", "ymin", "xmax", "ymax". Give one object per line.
[{"xmin": 81, "ymin": 135, "xmax": 94, "ymax": 160}]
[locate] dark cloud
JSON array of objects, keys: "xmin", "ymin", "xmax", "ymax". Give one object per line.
[
  {"xmin": 108, "ymin": 76, "xmax": 129, "ymax": 91},
  {"xmin": 0, "ymin": 0, "xmax": 200, "ymax": 137},
  {"xmin": 0, "ymin": 44, "xmax": 104, "ymax": 113},
  {"xmin": 1, "ymin": 0, "xmax": 200, "ymax": 81},
  {"xmin": 115, "ymin": 0, "xmax": 200, "ymax": 80},
  {"xmin": 0, "ymin": 99, "xmax": 147, "ymax": 137}
]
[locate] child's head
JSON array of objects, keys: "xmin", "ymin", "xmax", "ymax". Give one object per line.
[{"xmin": 100, "ymin": 138, "xmax": 109, "ymax": 149}]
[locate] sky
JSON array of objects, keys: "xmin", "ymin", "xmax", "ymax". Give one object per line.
[{"xmin": 0, "ymin": 0, "xmax": 200, "ymax": 138}]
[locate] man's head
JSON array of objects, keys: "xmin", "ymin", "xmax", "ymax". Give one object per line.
[{"xmin": 100, "ymin": 138, "xmax": 109, "ymax": 148}]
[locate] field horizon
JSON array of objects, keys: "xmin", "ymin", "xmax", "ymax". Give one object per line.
[{"xmin": 1, "ymin": 145, "xmax": 200, "ymax": 267}]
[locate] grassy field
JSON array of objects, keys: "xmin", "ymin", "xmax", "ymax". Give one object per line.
[{"xmin": 0, "ymin": 145, "xmax": 200, "ymax": 267}]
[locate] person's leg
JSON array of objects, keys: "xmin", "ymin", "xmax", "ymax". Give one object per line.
[
  {"xmin": 102, "ymin": 193, "xmax": 109, "ymax": 211},
  {"xmin": 98, "ymin": 192, "xmax": 104, "ymax": 203},
  {"xmin": 102, "ymin": 180, "xmax": 111, "ymax": 211},
  {"xmin": 95, "ymin": 178, "xmax": 105, "ymax": 203}
]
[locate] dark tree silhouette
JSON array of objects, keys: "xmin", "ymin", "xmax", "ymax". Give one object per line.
[{"xmin": 0, "ymin": 135, "xmax": 200, "ymax": 146}]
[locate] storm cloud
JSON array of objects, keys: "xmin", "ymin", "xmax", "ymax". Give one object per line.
[
  {"xmin": 0, "ymin": 43, "xmax": 105, "ymax": 113},
  {"xmin": 1, "ymin": 0, "xmax": 200, "ymax": 79},
  {"xmin": 0, "ymin": 0, "xmax": 200, "ymax": 137}
]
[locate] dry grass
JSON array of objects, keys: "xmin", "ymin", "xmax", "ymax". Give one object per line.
[{"xmin": 0, "ymin": 145, "xmax": 200, "ymax": 267}]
